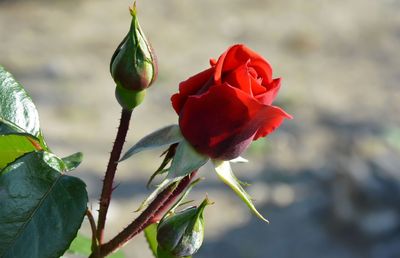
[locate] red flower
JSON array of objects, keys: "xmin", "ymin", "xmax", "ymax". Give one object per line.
[{"xmin": 171, "ymin": 44, "xmax": 292, "ymax": 160}]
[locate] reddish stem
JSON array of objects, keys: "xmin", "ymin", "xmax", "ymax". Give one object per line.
[
  {"xmin": 96, "ymin": 171, "xmax": 197, "ymax": 257},
  {"xmin": 97, "ymin": 109, "xmax": 132, "ymax": 245},
  {"xmin": 86, "ymin": 209, "xmax": 100, "ymax": 257}
]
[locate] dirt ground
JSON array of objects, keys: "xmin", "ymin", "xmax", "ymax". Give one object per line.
[{"xmin": 1, "ymin": 0, "xmax": 400, "ymax": 257}]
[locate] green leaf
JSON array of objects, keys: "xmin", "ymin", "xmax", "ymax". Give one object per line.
[
  {"xmin": 0, "ymin": 66, "xmax": 48, "ymax": 168},
  {"xmin": 109, "ymin": 250, "xmax": 126, "ymax": 258},
  {"xmin": 67, "ymin": 234, "xmax": 125, "ymax": 258},
  {"xmin": 0, "ymin": 66, "xmax": 40, "ymax": 137},
  {"xmin": 168, "ymin": 140, "xmax": 208, "ymax": 180},
  {"xmin": 213, "ymin": 160, "xmax": 269, "ymax": 223},
  {"xmin": 0, "ymin": 151, "xmax": 88, "ymax": 258},
  {"xmin": 120, "ymin": 125, "xmax": 183, "ymax": 162},
  {"xmin": 144, "ymin": 224, "xmax": 190, "ymax": 258},
  {"xmin": 62, "ymin": 152, "xmax": 83, "ymax": 172},
  {"xmin": 0, "ymin": 135, "xmax": 36, "ymax": 169},
  {"xmin": 67, "ymin": 234, "xmax": 92, "ymax": 256},
  {"xmin": 144, "ymin": 224, "xmax": 158, "ymax": 257}
]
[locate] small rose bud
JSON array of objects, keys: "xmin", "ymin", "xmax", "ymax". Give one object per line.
[
  {"xmin": 157, "ymin": 198, "xmax": 212, "ymax": 257},
  {"xmin": 111, "ymin": 3, "xmax": 157, "ymax": 109}
]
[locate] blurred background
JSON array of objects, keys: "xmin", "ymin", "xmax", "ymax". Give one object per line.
[{"xmin": 1, "ymin": 0, "xmax": 400, "ymax": 257}]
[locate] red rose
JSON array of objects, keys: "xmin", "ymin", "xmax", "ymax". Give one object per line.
[{"xmin": 171, "ymin": 44, "xmax": 292, "ymax": 160}]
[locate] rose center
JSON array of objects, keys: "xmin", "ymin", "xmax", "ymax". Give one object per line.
[{"xmin": 249, "ymin": 67, "xmax": 263, "ymax": 84}]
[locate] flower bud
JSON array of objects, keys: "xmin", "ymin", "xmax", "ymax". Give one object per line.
[
  {"xmin": 111, "ymin": 3, "xmax": 157, "ymax": 109},
  {"xmin": 157, "ymin": 198, "xmax": 212, "ymax": 257}
]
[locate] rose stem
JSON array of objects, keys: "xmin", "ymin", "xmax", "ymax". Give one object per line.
[
  {"xmin": 95, "ymin": 171, "xmax": 197, "ymax": 257},
  {"xmin": 97, "ymin": 109, "xmax": 132, "ymax": 245},
  {"xmin": 86, "ymin": 209, "xmax": 100, "ymax": 257}
]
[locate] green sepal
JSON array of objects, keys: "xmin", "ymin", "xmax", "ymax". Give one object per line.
[
  {"xmin": 135, "ymin": 176, "xmax": 202, "ymax": 220},
  {"xmin": 120, "ymin": 125, "xmax": 183, "ymax": 162},
  {"xmin": 167, "ymin": 139, "xmax": 209, "ymax": 180},
  {"xmin": 147, "ymin": 144, "xmax": 178, "ymax": 188},
  {"xmin": 229, "ymin": 156, "xmax": 248, "ymax": 163},
  {"xmin": 213, "ymin": 160, "xmax": 269, "ymax": 223},
  {"xmin": 161, "ymin": 178, "xmax": 203, "ymax": 220},
  {"xmin": 134, "ymin": 139, "xmax": 207, "ymax": 213}
]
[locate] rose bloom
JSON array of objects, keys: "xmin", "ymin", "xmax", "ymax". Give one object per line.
[{"xmin": 171, "ymin": 44, "xmax": 292, "ymax": 160}]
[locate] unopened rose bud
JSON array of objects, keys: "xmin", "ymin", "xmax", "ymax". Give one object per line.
[
  {"xmin": 111, "ymin": 3, "xmax": 157, "ymax": 109},
  {"xmin": 157, "ymin": 198, "xmax": 212, "ymax": 257}
]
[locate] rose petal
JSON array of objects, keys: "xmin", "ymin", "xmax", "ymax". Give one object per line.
[
  {"xmin": 249, "ymin": 59, "xmax": 273, "ymax": 83},
  {"xmin": 214, "ymin": 45, "xmax": 250, "ymax": 83},
  {"xmin": 171, "ymin": 93, "xmax": 183, "ymax": 114},
  {"xmin": 179, "ymin": 83, "xmax": 289, "ymax": 159},
  {"xmin": 210, "ymin": 58, "xmax": 217, "ymax": 66},
  {"xmin": 251, "ymin": 79, "xmax": 266, "ymax": 95},
  {"xmin": 255, "ymin": 78, "xmax": 282, "ymax": 105},
  {"xmin": 223, "ymin": 62, "xmax": 252, "ymax": 95},
  {"xmin": 215, "ymin": 44, "xmax": 273, "ymax": 84},
  {"xmin": 179, "ymin": 67, "xmax": 214, "ymax": 96},
  {"xmin": 171, "ymin": 67, "xmax": 214, "ymax": 113},
  {"xmin": 250, "ymin": 75, "xmax": 267, "ymax": 96},
  {"xmin": 253, "ymin": 105, "xmax": 293, "ymax": 140}
]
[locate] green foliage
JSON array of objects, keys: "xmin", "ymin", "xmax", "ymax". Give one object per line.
[
  {"xmin": 0, "ymin": 151, "xmax": 88, "ymax": 258},
  {"xmin": 0, "ymin": 66, "xmax": 49, "ymax": 169},
  {"xmin": 68, "ymin": 234, "xmax": 93, "ymax": 256},
  {"xmin": 68, "ymin": 234, "xmax": 125, "ymax": 258},
  {"xmin": 144, "ymin": 224, "xmax": 159, "ymax": 257},
  {"xmin": 0, "ymin": 66, "xmax": 40, "ymax": 137},
  {"xmin": 62, "ymin": 152, "xmax": 84, "ymax": 172},
  {"xmin": 0, "ymin": 135, "xmax": 36, "ymax": 169},
  {"xmin": 0, "ymin": 66, "xmax": 88, "ymax": 258}
]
